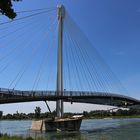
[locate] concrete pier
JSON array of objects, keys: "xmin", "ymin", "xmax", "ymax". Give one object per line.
[
  {"xmin": 31, "ymin": 117, "xmax": 82, "ymax": 131},
  {"xmin": 31, "ymin": 120, "xmax": 45, "ymax": 131}
]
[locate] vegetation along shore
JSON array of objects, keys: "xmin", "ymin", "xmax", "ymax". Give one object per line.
[{"xmin": 0, "ymin": 107, "xmax": 140, "ymax": 120}]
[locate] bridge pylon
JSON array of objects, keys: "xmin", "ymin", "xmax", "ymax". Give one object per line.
[{"xmin": 56, "ymin": 4, "xmax": 65, "ymax": 118}]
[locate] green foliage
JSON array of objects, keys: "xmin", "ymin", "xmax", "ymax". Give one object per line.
[
  {"xmin": 0, "ymin": 133, "xmax": 34, "ymax": 140},
  {"xmin": 0, "ymin": 0, "xmax": 21, "ymax": 19},
  {"xmin": 82, "ymin": 108, "xmax": 140, "ymax": 119},
  {"xmin": 0, "ymin": 108, "xmax": 140, "ymax": 120},
  {"xmin": 0, "ymin": 111, "xmax": 3, "ymax": 119},
  {"xmin": 34, "ymin": 107, "xmax": 41, "ymax": 119}
]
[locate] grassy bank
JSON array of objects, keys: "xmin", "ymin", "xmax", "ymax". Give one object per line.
[{"xmin": 0, "ymin": 133, "xmax": 34, "ymax": 140}]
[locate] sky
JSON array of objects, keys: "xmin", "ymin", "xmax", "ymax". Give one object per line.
[{"xmin": 0, "ymin": 0, "xmax": 140, "ymax": 114}]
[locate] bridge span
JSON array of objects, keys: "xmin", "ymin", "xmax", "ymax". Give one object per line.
[{"xmin": 0, "ymin": 88, "xmax": 140, "ymax": 109}]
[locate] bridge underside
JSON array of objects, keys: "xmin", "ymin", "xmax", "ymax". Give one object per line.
[{"xmin": 0, "ymin": 88, "xmax": 140, "ymax": 109}]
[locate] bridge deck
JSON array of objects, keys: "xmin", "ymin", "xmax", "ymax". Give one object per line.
[{"xmin": 0, "ymin": 88, "xmax": 140, "ymax": 108}]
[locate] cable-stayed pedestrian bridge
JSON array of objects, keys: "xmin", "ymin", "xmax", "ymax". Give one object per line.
[
  {"xmin": 0, "ymin": 88, "xmax": 140, "ymax": 109},
  {"xmin": 0, "ymin": 5, "xmax": 140, "ymax": 116}
]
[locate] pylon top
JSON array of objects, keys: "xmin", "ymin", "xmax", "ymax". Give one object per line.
[{"xmin": 57, "ymin": 4, "xmax": 65, "ymax": 20}]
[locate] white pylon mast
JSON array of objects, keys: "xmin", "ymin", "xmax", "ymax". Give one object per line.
[{"xmin": 56, "ymin": 5, "xmax": 65, "ymax": 118}]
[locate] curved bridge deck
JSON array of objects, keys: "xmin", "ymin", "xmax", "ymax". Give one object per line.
[{"xmin": 0, "ymin": 88, "xmax": 140, "ymax": 108}]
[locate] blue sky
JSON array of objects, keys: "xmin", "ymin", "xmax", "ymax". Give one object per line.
[{"xmin": 0, "ymin": 0, "xmax": 140, "ymax": 114}]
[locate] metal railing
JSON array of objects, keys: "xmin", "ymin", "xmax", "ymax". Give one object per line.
[{"xmin": 0, "ymin": 88, "xmax": 139, "ymax": 103}]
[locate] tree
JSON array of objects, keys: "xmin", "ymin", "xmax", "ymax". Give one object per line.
[
  {"xmin": 34, "ymin": 107, "xmax": 41, "ymax": 119},
  {"xmin": 0, "ymin": 111, "xmax": 3, "ymax": 119},
  {"xmin": 0, "ymin": 0, "xmax": 21, "ymax": 19},
  {"xmin": 83, "ymin": 111, "xmax": 89, "ymax": 118}
]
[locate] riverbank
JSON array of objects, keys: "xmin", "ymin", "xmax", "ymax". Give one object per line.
[
  {"xmin": 0, "ymin": 115, "xmax": 140, "ymax": 121},
  {"xmin": 0, "ymin": 133, "xmax": 34, "ymax": 140}
]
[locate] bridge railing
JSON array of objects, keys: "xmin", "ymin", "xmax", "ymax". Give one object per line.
[{"xmin": 0, "ymin": 88, "xmax": 139, "ymax": 103}]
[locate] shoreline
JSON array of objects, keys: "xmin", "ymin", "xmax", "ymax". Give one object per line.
[{"xmin": 0, "ymin": 116, "xmax": 140, "ymax": 121}]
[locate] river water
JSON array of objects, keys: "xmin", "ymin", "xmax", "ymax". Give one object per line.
[{"xmin": 0, "ymin": 118, "xmax": 140, "ymax": 140}]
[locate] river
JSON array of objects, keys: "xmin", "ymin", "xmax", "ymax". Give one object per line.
[{"xmin": 0, "ymin": 118, "xmax": 140, "ymax": 140}]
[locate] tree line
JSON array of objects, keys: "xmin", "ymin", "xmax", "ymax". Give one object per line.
[
  {"xmin": 83, "ymin": 108, "xmax": 140, "ymax": 119},
  {"xmin": 0, "ymin": 107, "xmax": 140, "ymax": 120}
]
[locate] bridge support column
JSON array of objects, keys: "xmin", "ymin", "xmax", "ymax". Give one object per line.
[{"xmin": 56, "ymin": 5, "xmax": 65, "ymax": 118}]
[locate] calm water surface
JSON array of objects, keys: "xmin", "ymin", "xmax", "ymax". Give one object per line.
[{"xmin": 0, "ymin": 118, "xmax": 140, "ymax": 140}]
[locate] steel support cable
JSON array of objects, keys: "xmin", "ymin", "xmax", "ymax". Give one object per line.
[
  {"xmin": 63, "ymin": 30, "xmax": 68, "ymax": 90},
  {"xmin": 0, "ymin": 13, "xmax": 55, "ymax": 63},
  {"xmin": 64, "ymin": 32, "xmax": 73, "ymax": 90},
  {"xmin": 65, "ymin": 14, "xmax": 116, "ymax": 93},
  {"xmin": 64, "ymin": 28, "xmax": 92, "ymax": 91},
  {"xmin": 63, "ymin": 56, "xmax": 67, "ymax": 90},
  {"xmin": 65, "ymin": 21, "xmax": 101, "ymax": 92},
  {"xmin": 75, "ymin": 29, "xmax": 126, "ymax": 93},
  {"xmin": 45, "ymin": 37, "xmax": 56, "ymax": 90},
  {"xmin": 0, "ymin": 12, "xmax": 56, "ymax": 88},
  {"xmin": 32, "ymin": 18, "xmax": 57, "ymax": 91},
  {"xmin": 92, "ymin": 53, "xmax": 127, "ymax": 93},
  {"xmin": 63, "ymin": 31, "xmax": 72, "ymax": 91},
  {"xmin": 64, "ymin": 27, "xmax": 92, "ymax": 91},
  {"xmin": 0, "ymin": 22, "xmax": 46, "ymax": 75},
  {"xmin": 0, "ymin": 8, "xmax": 56, "ymax": 26},
  {"xmin": 32, "ymin": 35, "xmax": 53, "ymax": 90},
  {"xmin": 64, "ymin": 31, "xmax": 72, "ymax": 91},
  {"xmin": 0, "ymin": 21, "xmax": 31, "ymax": 31},
  {"xmin": 12, "ymin": 21, "xmax": 56, "ymax": 90},
  {"xmin": 64, "ymin": 30, "xmax": 79, "ymax": 91},
  {"xmin": 0, "ymin": 12, "xmax": 53, "ymax": 48},
  {"xmin": 80, "ymin": 38, "xmax": 125, "ymax": 94},
  {"xmin": 65, "ymin": 18, "xmax": 108, "ymax": 93},
  {"xmin": 45, "ymin": 20, "xmax": 57, "ymax": 90},
  {"xmin": 65, "ymin": 14, "xmax": 112, "ymax": 92},
  {"xmin": 0, "ymin": 7, "xmax": 56, "ymax": 16},
  {"xmin": 76, "ymin": 33, "xmax": 118, "ymax": 93},
  {"xmin": 13, "ymin": 17, "xmax": 57, "ymax": 90},
  {"xmin": 0, "ymin": 24, "xmax": 34, "ymax": 51},
  {"xmin": 0, "ymin": 11, "xmax": 54, "ymax": 40},
  {"xmin": 66, "ymin": 14, "xmax": 127, "ymax": 94},
  {"xmin": 64, "ymin": 17, "xmax": 100, "ymax": 92},
  {"xmin": 63, "ymin": 32, "xmax": 67, "ymax": 90},
  {"xmin": 0, "ymin": 21, "xmax": 37, "ymax": 41},
  {"xmin": 65, "ymin": 28, "xmax": 84, "ymax": 91},
  {"xmin": 66, "ymin": 28, "xmax": 98, "ymax": 92},
  {"xmin": 64, "ymin": 30, "xmax": 80, "ymax": 91},
  {"xmin": 0, "ymin": 18, "xmax": 47, "ymax": 68},
  {"xmin": 64, "ymin": 22, "xmax": 93, "ymax": 91},
  {"xmin": 15, "ymin": 7, "xmax": 56, "ymax": 14},
  {"xmin": 0, "ymin": 8, "xmax": 55, "ymax": 31},
  {"xmin": 44, "ymin": 24, "xmax": 58, "ymax": 90},
  {"xmin": 74, "ymin": 35, "xmax": 113, "ymax": 93},
  {"xmin": 8, "ymin": 20, "xmax": 50, "ymax": 89},
  {"xmin": 32, "ymin": 43, "xmax": 50, "ymax": 91},
  {"xmin": 75, "ymin": 38, "xmax": 109, "ymax": 93},
  {"xmin": 0, "ymin": 16, "xmax": 56, "ymax": 77},
  {"xmin": 66, "ymin": 23, "xmax": 109, "ymax": 93}
]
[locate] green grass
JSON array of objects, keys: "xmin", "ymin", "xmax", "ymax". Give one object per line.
[{"xmin": 0, "ymin": 134, "xmax": 34, "ymax": 140}]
